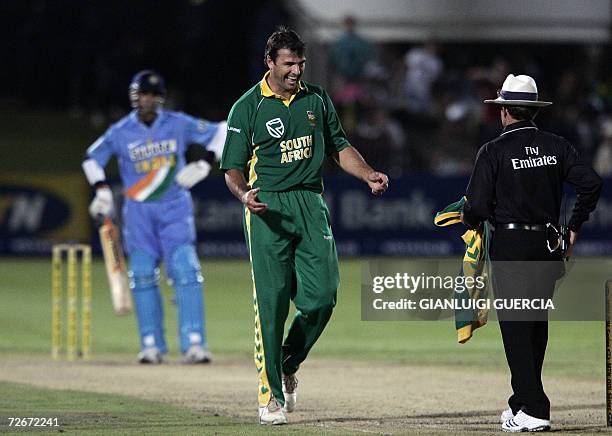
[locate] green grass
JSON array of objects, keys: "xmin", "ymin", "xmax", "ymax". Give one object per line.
[
  {"xmin": 0, "ymin": 381, "xmax": 226, "ymax": 434},
  {"xmin": 0, "ymin": 381, "xmax": 342, "ymax": 435},
  {"xmin": 0, "ymin": 258, "xmax": 606, "ymax": 379}
]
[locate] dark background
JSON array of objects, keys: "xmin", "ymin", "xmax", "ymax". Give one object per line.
[{"xmin": 1, "ymin": 0, "xmax": 289, "ymax": 118}]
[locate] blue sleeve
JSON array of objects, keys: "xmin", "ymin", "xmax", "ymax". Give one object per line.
[
  {"xmin": 85, "ymin": 127, "xmax": 115, "ymax": 167},
  {"xmin": 183, "ymin": 113, "xmax": 219, "ymax": 149}
]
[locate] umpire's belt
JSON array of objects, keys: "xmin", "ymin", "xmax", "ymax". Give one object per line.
[{"xmin": 499, "ymin": 223, "xmax": 547, "ymax": 231}]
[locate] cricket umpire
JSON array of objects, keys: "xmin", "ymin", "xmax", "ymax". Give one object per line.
[
  {"xmin": 462, "ymin": 74, "xmax": 602, "ymax": 432},
  {"xmin": 221, "ymin": 27, "xmax": 388, "ymax": 425}
]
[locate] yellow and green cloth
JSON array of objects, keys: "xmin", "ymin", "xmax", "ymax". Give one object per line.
[{"xmin": 434, "ymin": 197, "xmax": 490, "ymax": 344}]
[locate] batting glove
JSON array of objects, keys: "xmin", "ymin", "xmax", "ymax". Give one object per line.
[
  {"xmin": 88, "ymin": 186, "xmax": 114, "ymax": 219},
  {"xmin": 175, "ymin": 160, "xmax": 212, "ymax": 189}
]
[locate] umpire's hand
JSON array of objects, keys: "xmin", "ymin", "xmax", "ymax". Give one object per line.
[
  {"xmin": 565, "ymin": 230, "xmax": 578, "ymax": 259},
  {"xmin": 242, "ymin": 188, "xmax": 268, "ymax": 215}
]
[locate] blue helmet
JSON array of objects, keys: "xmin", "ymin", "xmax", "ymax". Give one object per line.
[{"xmin": 129, "ymin": 70, "xmax": 166, "ymax": 108}]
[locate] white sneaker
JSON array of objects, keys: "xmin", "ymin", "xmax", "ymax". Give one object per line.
[
  {"xmin": 500, "ymin": 408, "xmax": 514, "ymax": 423},
  {"xmin": 258, "ymin": 398, "xmax": 287, "ymax": 425},
  {"xmin": 181, "ymin": 345, "xmax": 212, "ymax": 364},
  {"xmin": 502, "ymin": 410, "xmax": 551, "ymax": 432},
  {"xmin": 282, "ymin": 373, "xmax": 298, "ymax": 413},
  {"xmin": 137, "ymin": 347, "xmax": 162, "ymax": 364}
]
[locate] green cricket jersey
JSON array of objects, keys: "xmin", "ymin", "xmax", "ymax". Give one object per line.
[{"xmin": 220, "ymin": 72, "xmax": 350, "ymax": 193}]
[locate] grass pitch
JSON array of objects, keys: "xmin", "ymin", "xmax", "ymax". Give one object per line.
[{"xmin": 0, "ymin": 257, "xmax": 608, "ymax": 434}]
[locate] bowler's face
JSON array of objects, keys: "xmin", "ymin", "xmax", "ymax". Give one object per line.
[{"xmin": 267, "ymin": 49, "xmax": 306, "ymax": 94}]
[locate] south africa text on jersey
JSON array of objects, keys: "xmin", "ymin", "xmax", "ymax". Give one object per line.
[{"xmin": 280, "ymin": 135, "xmax": 313, "ymax": 164}]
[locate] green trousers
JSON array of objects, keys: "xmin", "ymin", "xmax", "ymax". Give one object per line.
[{"xmin": 244, "ymin": 190, "xmax": 339, "ymax": 407}]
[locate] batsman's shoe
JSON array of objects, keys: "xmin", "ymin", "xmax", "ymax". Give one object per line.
[
  {"xmin": 502, "ymin": 410, "xmax": 550, "ymax": 432},
  {"xmin": 258, "ymin": 398, "xmax": 287, "ymax": 425},
  {"xmin": 137, "ymin": 347, "xmax": 162, "ymax": 364},
  {"xmin": 181, "ymin": 345, "xmax": 212, "ymax": 364},
  {"xmin": 500, "ymin": 408, "xmax": 514, "ymax": 423},
  {"xmin": 282, "ymin": 373, "xmax": 298, "ymax": 412}
]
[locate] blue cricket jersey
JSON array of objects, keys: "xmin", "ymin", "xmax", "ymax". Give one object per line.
[{"xmin": 86, "ymin": 110, "xmax": 221, "ymax": 202}]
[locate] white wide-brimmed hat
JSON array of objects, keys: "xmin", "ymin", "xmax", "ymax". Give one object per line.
[{"xmin": 484, "ymin": 74, "xmax": 552, "ymax": 107}]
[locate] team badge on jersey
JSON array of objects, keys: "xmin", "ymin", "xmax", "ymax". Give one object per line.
[
  {"xmin": 266, "ymin": 118, "xmax": 284, "ymax": 138},
  {"xmin": 307, "ymin": 111, "xmax": 316, "ymax": 127}
]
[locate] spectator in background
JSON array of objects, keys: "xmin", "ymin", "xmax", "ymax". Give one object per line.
[
  {"xmin": 350, "ymin": 105, "xmax": 407, "ymax": 176},
  {"xmin": 328, "ymin": 16, "xmax": 373, "ymax": 84},
  {"xmin": 469, "ymin": 57, "xmax": 511, "ymax": 143},
  {"xmin": 468, "ymin": 57, "xmax": 510, "ymax": 91},
  {"xmin": 328, "ymin": 15, "xmax": 377, "ymax": 133},
  {"xmin": 429, "ymin": 101, "xmax": 477, "ymax": 176},
  {"xmin": 404, "ymin": 42, "xmax": 443, "ymax": 114}
]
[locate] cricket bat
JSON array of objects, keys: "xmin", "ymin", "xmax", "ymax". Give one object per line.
[{"xmin": 99, "ymin": 218, "xmax": 132, "ymax": 315}]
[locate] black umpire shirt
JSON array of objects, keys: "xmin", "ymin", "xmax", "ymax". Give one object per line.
[{"xmin": 463, "ymin": 120, "xmax": 602, "ymax": 231}]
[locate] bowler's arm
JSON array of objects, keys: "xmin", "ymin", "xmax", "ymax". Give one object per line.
[{"xmin": 332, "ymin": 146, "xmax": 389, "ymax": 196}]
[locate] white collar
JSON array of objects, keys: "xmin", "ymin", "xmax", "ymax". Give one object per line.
[{"xmin": 500, "ymin": 126, "xmax": 537, "ymax": 136}]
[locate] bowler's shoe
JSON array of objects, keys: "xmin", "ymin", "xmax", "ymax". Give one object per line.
[{"xmin": 259, "ymin": 398, "xmax": 287, "ymax": 425}]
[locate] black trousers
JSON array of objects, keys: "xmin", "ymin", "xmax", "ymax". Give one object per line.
[{"xmin": 490, "ymin": 228, "xmax": 562, "ymax": 420}]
